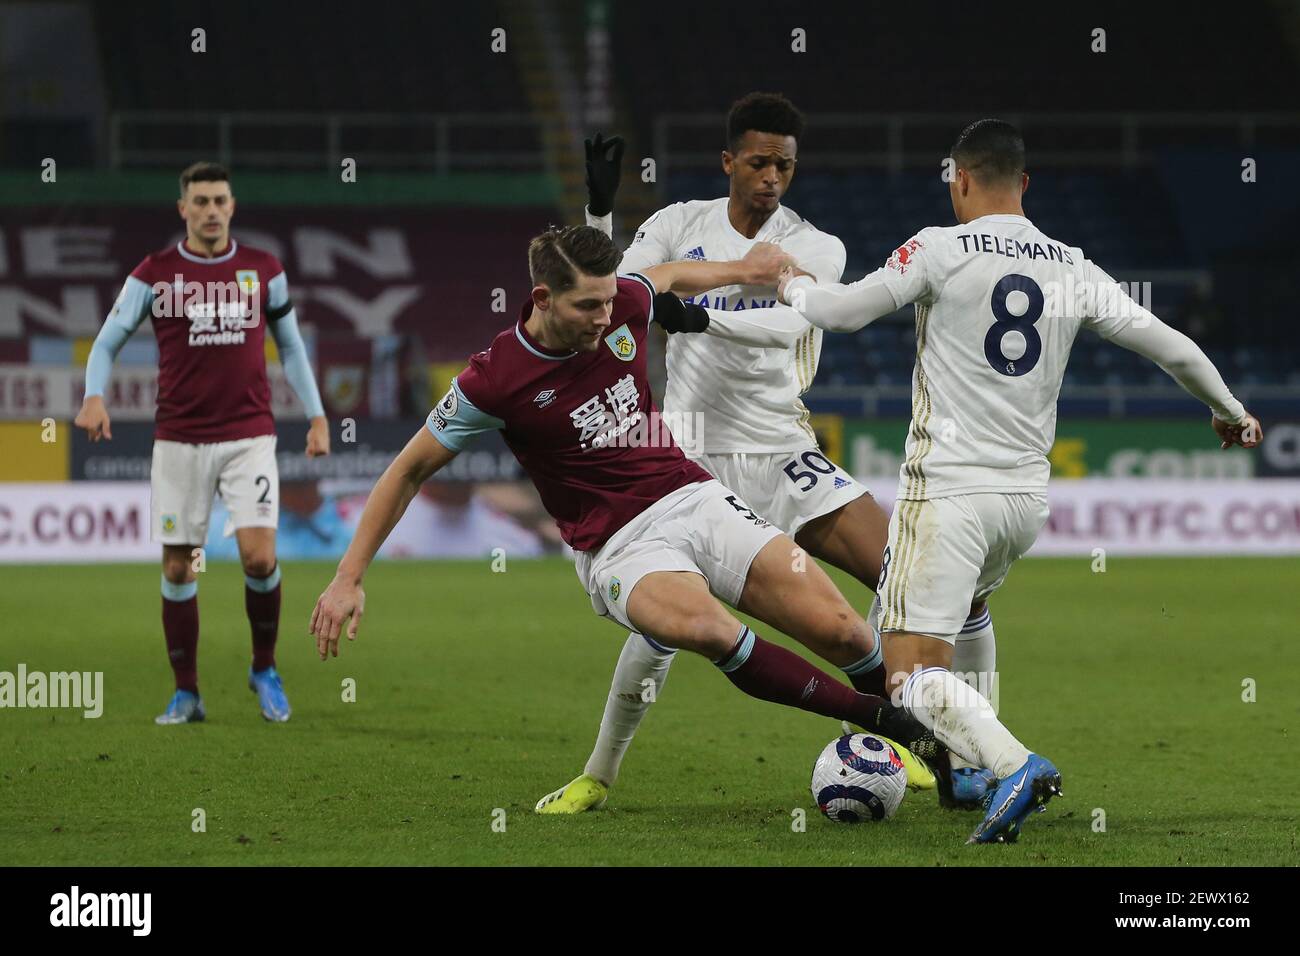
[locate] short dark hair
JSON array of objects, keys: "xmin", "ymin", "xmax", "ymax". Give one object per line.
[
  {"xmin": 528, "ymin": 225, "xmax": 622, "ymax": 294},
  {"xmin": 726, "ymin": 92, "xmax": 805, "ymax": 152},
  {"xmin": 951, "ymin": 119, "xmax": 1025, "ymax": 186},
  {"xmin": 179, "ymin": 161, "xmax": 231, "ymax": 197}
]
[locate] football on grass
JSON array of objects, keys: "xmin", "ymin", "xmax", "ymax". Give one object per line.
[{"xmin": 811, "ymin": 732, "xmax": 908, "ymax": 822}]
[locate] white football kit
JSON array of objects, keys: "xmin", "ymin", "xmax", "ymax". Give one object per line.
[
  {"xmin": 563, "ymin": 198, "xmax": 877, "ymax": 795},
  {"xmin": 712, "ymin": 213, "xmax": 1247, "ymax": 639},
  {"xmin": 589, "ymin": 197, "xmax": 864, "ymax": 535}
]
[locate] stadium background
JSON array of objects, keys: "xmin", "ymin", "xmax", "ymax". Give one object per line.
[
  {"xmin": 2, "ymin": 0, "xmax": 1299, "ymax": 562},
  {"xmin": 2, "ymin": 0, "xmax": 1299, "ymax": 874}
]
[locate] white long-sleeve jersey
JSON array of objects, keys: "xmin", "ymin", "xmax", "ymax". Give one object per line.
[
  {"xmin": 706, "ymin": 213, "xmax": 1246, "ymax": 501},
  {"xmin": 588, "ymin": 198, "xmax": 845, "ymax": 453}
]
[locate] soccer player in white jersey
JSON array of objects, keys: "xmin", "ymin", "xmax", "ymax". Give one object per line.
[
  {"xmin": 537, "ymin": 93, "xmax": 989, "ymax": 815},
  {"xmin": 698, "ymin": 119, "xmax": 1262, "ymax": 843}
]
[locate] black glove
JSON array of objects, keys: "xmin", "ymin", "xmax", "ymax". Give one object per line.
[
  {"xmin": 585, "ymin": 133, "xmax": 625, "ymax": 218},
  {"xmin": 652, "ymin": 292, "xmax": 710, "ymax": 334}
]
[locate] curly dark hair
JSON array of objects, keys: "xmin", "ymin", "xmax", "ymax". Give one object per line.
[{"xmin": 726, "ymin": 92, "xmax": 805, "ymax": 152}]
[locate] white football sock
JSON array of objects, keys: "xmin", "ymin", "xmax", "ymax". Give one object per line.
[
  {"xmin": 583, "ymin": 632, "xmax": 675, "ymax": 786},
  {"xmin": 949, "ymin": 608, "xmax": 997, "ymax": 771},
  {"xmin": 901, "ymin": 666, "xmax": 1029, "ymax": 780}
]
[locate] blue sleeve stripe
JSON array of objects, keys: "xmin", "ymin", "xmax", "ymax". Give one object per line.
[
  {"xmin": 85, "ymin": 277, "xmax": 154, "ymax": 397},
  {"xmin": 425, "ymin": 379, "xmax": 504, "ymax": 452},
  {"xmin": 266, "ymin": 272, "xmax": 290, "ymax": 311},
  {"xmin": 269, "ymin": 309, "xmax": 326, "ymax": 419},
  {"xmin": 108, "ymin": 276, "xmax": 154, "ymax": 334},
  {"xmin": 85, "ymin": 324, "xmax": 131, "ymax": 398}
]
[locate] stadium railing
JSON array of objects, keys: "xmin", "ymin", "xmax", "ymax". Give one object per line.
[
  {"xmin": 652, "ymin": 111, "xmax": 1300, "ymax": 177},
  {"xmin": 108, "ymin": 111, "xmax": 547, "ymax": 173}
]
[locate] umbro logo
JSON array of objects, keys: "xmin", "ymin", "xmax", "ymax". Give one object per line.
[
  {"xmin": 533, "ymin": 388, "xmax": 557, "ymax": 408},
  {"xmin": 684, "ymin": 246, "xmax": 706, "ymax": 261}
]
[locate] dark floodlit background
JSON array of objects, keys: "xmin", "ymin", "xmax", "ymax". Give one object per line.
[{"xmin": 3, "ymin": 0, "xmax": 1298, "ymax": 561}]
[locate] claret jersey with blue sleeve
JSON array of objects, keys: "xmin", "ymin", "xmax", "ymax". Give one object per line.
[{"xmin": 426, "ymin": 274, "xmax": 711, "ymax": 551}]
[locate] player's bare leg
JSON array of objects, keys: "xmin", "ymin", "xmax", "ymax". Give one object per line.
[
  {"xmin": 542, "ymin": 497, "xmax": 926, "ymax": 813},
  {"xmin": 794, "ymin": 492, "xmax": 889, "ymax": 591},
  {"xmin": 569, "ymin": 537, "xmax": 935, "ymax": 765},
  {"xmin": 885, "ymin": 630, "xmax": 1060, "ymax": 843},
  {"xmin": 237, "ymin": 527, "xmax": 289, "ymax": 722},
  {"xmin": 800, "ymin": 494, "xmax": 987, "ymax": 791},
  {"xmin": 736, "ymin": 536, "xmax": 938, "ymax": 760},
  {"xmin": 793, "ymin": 493, "xmax": 891, "ymax": 695},
  {"xmin": 156, "ymin": 544, "xmax": 204, "ymax": 725},
  {"xmin": 736, "ymin": 536, "xmax": 874, "ymax": 666}
]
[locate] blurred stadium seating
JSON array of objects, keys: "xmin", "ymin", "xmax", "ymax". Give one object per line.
[
  {"xmin": 2, "ymin": 0, "xmax": 1298, "ymax": 422},
  {"xmin": 0, "ymin": 0, "xmax": 1296, "ymax": 565}
]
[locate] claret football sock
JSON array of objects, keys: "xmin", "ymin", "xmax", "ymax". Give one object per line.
[
  {"xmin": 583, "ymin": 632, "xmax": 676, "ymax": 786},
  {"xmin": 840, "ymin": 596, "xmax": 887, "ymax": 696},
  {"xmin": 841, "ymin": 638, "xmax": 886, "ymax": 698},
  {"xmin": 161, "ymin": 574, "xmax": 200, "ymax": 694},
  {"xmin": 715, "ymin": 626, "xmax": 893, "ymax": 729},
  {"xmin": 245, "ymin": 564, "xmax": 282, "ymax": 673}
]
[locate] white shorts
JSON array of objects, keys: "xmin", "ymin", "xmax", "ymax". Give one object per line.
[
  {"xmin": 692, "ymin": 448, "xmax": 869, "ymax": 539},
  {"xmin": 877, "ymin": 492, "xmax": 1049, "ymax": 642},
  {"xmin": 575, "ymin": 478, "xmax": 783, "ymax": 632},
  {"xmin": 150, "ymin": 435, "xmax": 279, "ymax": 545}
]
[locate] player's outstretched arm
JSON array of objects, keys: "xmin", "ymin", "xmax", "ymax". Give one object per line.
[
  {"xmin": 700, "ymin": 302, "xmax": 812, "ymax": 349},
  {"xmin": 777, "ymin": 266, "xmax": 902, "ymax": 333},
  {"xmin": 682, "ymin": 259, "xmax": 902, "ymax": 350},
  {"xmin": 1103, "ymin": 316, "xmax": 1261, "ymax": 448},
  {"xmin": 642, "ymin": 241, "xmax": 794, "ymax": 299},
  {"xmin": 310, "ymin": 427, "xmax": 457, "ymax": 659},
  {"xmin": 644, "ymin": 243, "xmax": 817, "ymax": 349}
]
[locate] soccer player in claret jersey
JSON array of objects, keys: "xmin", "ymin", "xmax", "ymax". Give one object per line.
[
  {"xmin": 690, "ymin": 119, "xmax": 1263, "ymax": 843},
  {"xmin": 537, "ymin": 93, "xmax": 996, "ymax": 814},
  {"xmin": 74, "ymin": 162, "xmax": 329, "ymax": 725},
  {"xmin": 309, "ymin": 225, "xmax": 939, "ymax": 791}
]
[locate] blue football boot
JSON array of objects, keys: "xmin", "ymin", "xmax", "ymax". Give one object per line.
[
  {"xmin": 937, "ymin": 765, "xmax": 999, "ymax": 810},
  {"xmin": 155, "ymin": 689, "xmax": 205, "ymax": 725},
  {"xmin": 249, "ymin": 666, "xmax": 291, "ymax": 722},
  {"xmin": 968, "ymin": 754, "xmax": 1062, "ymax": 844}
]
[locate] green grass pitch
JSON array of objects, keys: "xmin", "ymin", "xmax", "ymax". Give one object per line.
[{"xmin": 3, "ymin": 557, "xmax": 1296, "ymax": 866}]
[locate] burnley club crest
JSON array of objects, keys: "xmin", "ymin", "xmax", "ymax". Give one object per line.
[{"xmin": 604, "ymin": 324, "xmax": 636, "ymax": 362}]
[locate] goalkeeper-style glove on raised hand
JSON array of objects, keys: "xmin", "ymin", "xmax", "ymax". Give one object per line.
[
  {"xmin": 652, "ymin": 292, "xmax": 710, "ymax": 334},
  {"xmin": 585, "ymin": 133, "xmax": 625, "ymax": 217}
]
